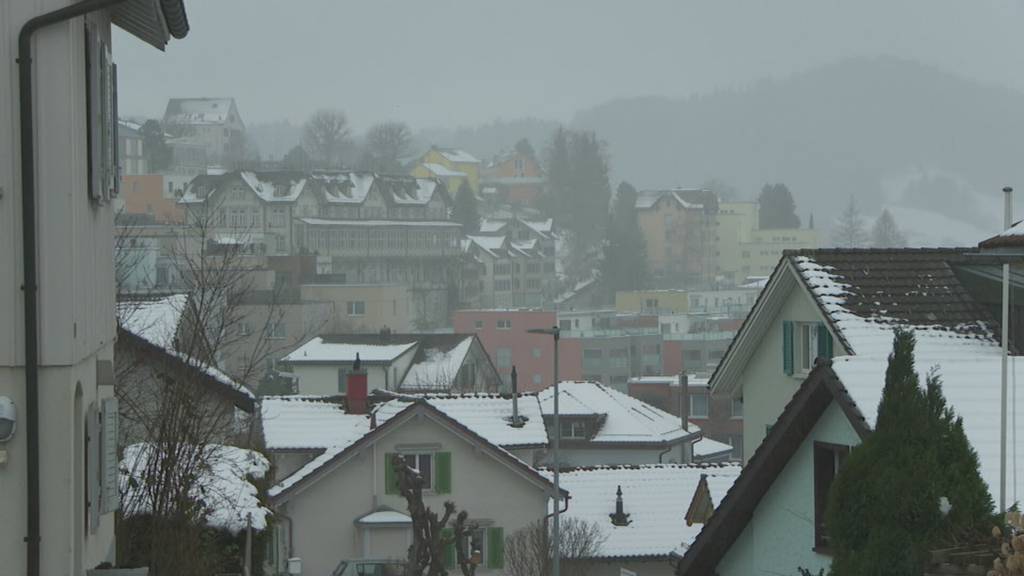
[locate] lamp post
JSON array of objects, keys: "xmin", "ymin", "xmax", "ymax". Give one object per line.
[
  {"xmin": 1002, "ymin": 186, "xmax": 1014, "ymax": 512},
  {"xmin": 528, "ymin": 325, "xmax": 561, "ymax": 576}
]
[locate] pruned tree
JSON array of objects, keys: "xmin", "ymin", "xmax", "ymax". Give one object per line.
[
  {"xmin": 871, "ymin": 208, "xmax": 907, "ymax": 248},
  {"xmin": 302, "ymin": 109, "xmax": 351, "ymax": 169},
  {"xmin": 361, "ymin": 121, "xmax": 412, "ymax": 173},
  {"xmin": 504, "ymin": 517, "xmax": 606, "ymax": 576},
  {"xmin": 832, "ymin": 196, "xmax": 869, "ymax": 248},
  {"xmin": 394, "ymin": 454, "xmax": 479, "ymax": 576}
]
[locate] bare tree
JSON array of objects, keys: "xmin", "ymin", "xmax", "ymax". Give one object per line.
[
  {"xmin": 394, "ymin": 454, "xmax": 479, "ymax": 576},
  {"xmin": 114, "ymin": 193, "xmax": 322, "ymax": 573},
  {"xmin": 504, "ymin": 517, "xmax": 606, "ymax": 576},
  {"xmin": 362, "ymin": 121, "xmax": 412, "ymax": 173},
  {"xmin": 302, "ymin": 109, "xmax": 351, "ymax": 169},
  {"xmin": 871, "ymin": 208, "xmax": 907, "ymax": 248},
  {"xmin": 832, "ymin": 196, "xmax": 869, "ymax": 248}
]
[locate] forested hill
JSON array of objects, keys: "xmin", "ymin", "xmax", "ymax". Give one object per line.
[{"xmin": 571, "ymin": 56, "xmax": 1024, "ymax": 246}]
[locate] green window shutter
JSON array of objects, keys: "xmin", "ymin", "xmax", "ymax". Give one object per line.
[
  {"xmin": 816, "ymin": 323, "xmax": 833, "ymax": 359},
  {"xmin": 782, "ymin": 321, "xmax": 794, "ymax": 376},
  {"xmin": 384, "ymin": 452, "xmax": 398, "ymax": 495},
  {"xmin": 487, "ymin": 527, "xmax": 505, "ymax": 569},
  {"xmin": 435, "ymin": 452, "xmax": 452, "ymax": 494},
  {"xmin": 441, "ymin": 527, "xmax": 455, "ymax": 569}
]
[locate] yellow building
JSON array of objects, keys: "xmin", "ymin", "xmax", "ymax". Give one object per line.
[
  {"xmin": 615, "ymin": 290, "xmax": 690, "ymax": 314},
  {"xmin": 411, "ymin": 147, "xmax": 481, "ymax": 192},
  {"xmin": 634, "ymin": 194, "xmax": 818, "ymax": 288}
]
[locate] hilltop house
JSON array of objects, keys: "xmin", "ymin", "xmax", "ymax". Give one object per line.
[
  {"xmin": 480, "ymin": 148, "xmax": 546, "ymax": 206},
  {"xmin": 162, "ymin": 97, "xmax": 245, "ymax": 162},
  {"xmin": 281, "ymin": 333, "xmax": 504, "ymax": 394},
  {"xmin": 262, "ymin": 394, "xmax": 559, "ymax": 575},
  {"xmin": 676, "ymin": 245, "xmax": 1024, "ymax": 576},
  {"xmin": 2, "ymin": 1, "xmax": 190, "ymax": 573},
  {"xmin": 411, "ymin": 147, "xmax": 482, "ymax": 192},
  {"xmin": 538, "ymin": 382, "xmax": 701, "ymax": 466}
]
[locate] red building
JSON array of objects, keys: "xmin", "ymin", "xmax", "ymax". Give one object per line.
[{"xmin": 452, "ymin": 309, "xmax": 556, "ymax": 392}]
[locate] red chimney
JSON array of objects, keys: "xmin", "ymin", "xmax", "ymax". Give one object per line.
[{"xmin": 348, "ymin": 353, "xmax": 369, "ymax": 414}]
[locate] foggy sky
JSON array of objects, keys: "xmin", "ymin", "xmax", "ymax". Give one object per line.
[{"xmin": 115, "ymin": 0, "xmax": 1024, "ymax": 131}]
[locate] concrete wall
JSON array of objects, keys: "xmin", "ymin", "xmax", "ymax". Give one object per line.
[
  {"xmin": 452, "ymin": 310, "xmax": 555, "ymax": 391},
  {"xmin": 300, "ymin": 283, "xmax": 413, "ymax": 334},
  {"xmin": 716, "ymin": 402, "xmax": 861, "ymax": 576},
  {"xmin": 276, "ymin": 411, "xmax": 550, "ymax": 576}
]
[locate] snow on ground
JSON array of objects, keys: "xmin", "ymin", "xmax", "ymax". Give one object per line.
[{"xmin": 120, "ymin": 443, "xmax": 271, "ymax": 533}]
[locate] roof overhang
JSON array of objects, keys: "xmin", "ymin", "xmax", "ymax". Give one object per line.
[{"xmin": 112, "ymin": 0, "xmax": 189, "ymax": 50}]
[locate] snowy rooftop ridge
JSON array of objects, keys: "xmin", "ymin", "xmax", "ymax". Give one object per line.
[
  {"xmin": 117, "ymin": 294, "xmax": 188, "ymax": 350},
  {"xmin": 283, "ymin": 337, "xmax": 418, "ymax": 364},
  {"xmin": 401, "ymin": 337, "xmax": 474, "ymax": 391},
  {"xmin": 260, "ymin": 395, "xmax": 370, "ymax": 451},
  {"xmin": 538, "ymin": 382, "xmax": 696, "ymax": 444},
  {"xmin": 552, "ymin": 464, "xmax": 741, "ymax": 559},
  {"xmin": 372, "ymin": 393, "xmax": 549, "ymax": 448}
]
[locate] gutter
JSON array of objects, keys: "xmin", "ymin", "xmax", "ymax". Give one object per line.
[{"xmin": 17, "ymin": 1, "xmax": 183, "ymax": 573}]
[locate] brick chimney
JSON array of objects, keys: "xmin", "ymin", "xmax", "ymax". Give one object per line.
[{"xmin": 348, "ymin": 353, "xmax": 369, "ymax": 415}]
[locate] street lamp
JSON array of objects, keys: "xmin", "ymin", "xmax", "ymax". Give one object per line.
[{"xmin": 528, "ymin": 325, "xmax": 561, "ymax": 576}]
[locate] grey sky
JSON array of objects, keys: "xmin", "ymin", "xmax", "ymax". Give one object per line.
[{"xmin": 114, "ymin": 0, "xmax": 1024, "ymax": 131}]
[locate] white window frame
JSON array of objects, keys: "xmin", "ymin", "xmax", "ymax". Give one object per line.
[
  {"xmin": 401, "ymin": 452, "xmax": 434, "ymax": 490},
  {"xmin": 797, "ymin": 322, "xmax": 819, "ymax": 374},
  {"xmin": 560, "ymin": 420, "xmax": 587, "ymax": 439},
  {"xmin": 496, "ymin": 319, "xmax": 512, "ymax": 330},
  {"xmin": 731, "ymin": 397, "xmax": 743, "ymax": 419},
  {"xmin": 347, "ymin": 301, "xmax": 366, "ymax": 316},
  {"xmin": 689, "ymin": 393, "xmax": 709, "ymax": 418}
]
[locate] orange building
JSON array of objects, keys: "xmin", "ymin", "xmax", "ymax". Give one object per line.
[
  {"xmin": 481, "ymin": 149, "xmax": 545, "ymax": 206},
  {"xmin": 121, "ymin": 174, "xmax": 184, "ymax": 223}
]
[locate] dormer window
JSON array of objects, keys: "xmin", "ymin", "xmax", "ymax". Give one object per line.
[{"xmin": 560, "ymin": 420, "xmax": 587, "ymax": 439}]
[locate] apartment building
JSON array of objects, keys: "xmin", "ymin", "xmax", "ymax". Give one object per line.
[{"xmin": 452, "ymin": 309, "xmax": 556, "ymax": 391}]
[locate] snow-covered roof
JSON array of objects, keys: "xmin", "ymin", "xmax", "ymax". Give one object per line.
[
  {"xmin": 522, "ymin": 218, "xmax": 554, "ymax": 236},
  {"xmin": 164, "ymin": 98, "xmax": 236, "ymax": 126},
  {"xmin": 421, "ymin": 162, "xmax": 467, "ymax": 178},
  {"xmin": 634, "ymin": 188, "xmax": 710, "ymax": 210},
  {"xmin": 283, "ymin": 337, "xmax": 418, "ymax": 364},
  {"xmin": 356, "ymin": 509, "xmax": 412, "ymax": 525},
  {"xmin": 466, "ymin": 235, "xmax": 507, "ymax": 257},
  {"xmin": 298, "ymin": 218, "xmax": 460, "ymax": 228},
  {"xmin": 117, "ymin": 294, "xmax": 188, "ymax": 349},
  {"xmin": 260, "ymin": 396, "xmax": 371, "ymax": 451},
  {"xmin": 120, "ymin": 443, "xmax": 270, "ymax": 533},
  {"xmin": 238, "ymin": 171, "xmax": 307, "ymax": 202},
  {"xmin": 693, "ymin": 437, "xmax": 734, "ymax": 460},
  {"xmin": 373, "ymin": 394, "xmax": 549, "ymax": 448},
  {"xmin": 478, "ymin": 219, "xmax": 508, "ymax": 234},
  {"xmin": 538, "ymin": 382, "xmax": 694, "ymax": 444},
  {"xmin": 555, "ymin": 464, "xmax": 741, "ymax": 559},
  {"xmin": 401, "ymin": 337, "xmax": 473, "ymax": 390},
  {"xmin": 438, "ymin": 149, "xmax": 480, "ymax": 164},
  {"xmin": 118, "ymin": 295, "xmax": 254, "ymax": 401},
  {"xmin": 793, "ymin": 253, "xmax": 997, "ymax": 356}
]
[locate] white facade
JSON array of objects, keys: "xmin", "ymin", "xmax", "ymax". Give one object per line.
[
  {"xmin": 1, "ymin": 2, "xmax": 187, "ymax": 574},
  {"xmin": 269, "ymin": 405, "xmax": 553, "ymax": 576}
]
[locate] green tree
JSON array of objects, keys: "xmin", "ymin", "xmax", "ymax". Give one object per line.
[
  {"xmin": 602, "ymin": 181, "xmax": 650, "ymax": 294},
  {"xmin": 140, "ymin": 119, "xmax": 171, "ymax": 172},
  {"xmin": 452, "ymin": 181, "xmax": 480, "ymax": 233},
  {"xmin": 514, "ymin": 138, "xmax": 536, "ymax": 160},
  {"xmin": 758, "ymin": 183, "xmax": 801, "ymax": 229},
  {"xmin": 827, "ymin": 329, "xmax": 995, "ymax": 576}
]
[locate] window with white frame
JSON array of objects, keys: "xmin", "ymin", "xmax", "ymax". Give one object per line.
[
  {"xmin": 560, "ymin": 420, "xmax": 587, "ymax": 439},
  {"xmin": 347, "ymin": 301, "xmax": 366, "ymax": 316},
  {"xmin": 731, "ymin": 397, "xmax": 743, "ymax": 418},
  {"xmin": 496, "ymin": 319, "xmax": 512, "ymax": 330},
  {"xmin": 402, "ymin": 453, "xmax": 433, "ymax": 489}
]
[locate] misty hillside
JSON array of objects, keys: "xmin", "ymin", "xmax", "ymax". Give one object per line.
[
  {"xmin": 571, "ymin": 56, "xmax": 1024, "ymax": 246},
  {"xmin": 415, "ymin": 117, "xmax": 560, "ymax": 163}
]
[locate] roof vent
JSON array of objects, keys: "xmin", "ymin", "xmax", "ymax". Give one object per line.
[{"xmin": 609, "ymin": 485, "xmax": 632, "ymax": 526}]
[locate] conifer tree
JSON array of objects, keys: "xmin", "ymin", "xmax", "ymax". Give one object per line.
[
  {"xmin": 871, "ymin": 208, "xmax": 907, "ymax": 248},
  {"xmin": 453, "ymin": 181, "xmax": 480, "ymax": 233},
  {"xmin": 827, "ymin": 329, "xmax": 995, "ymax": 576}
]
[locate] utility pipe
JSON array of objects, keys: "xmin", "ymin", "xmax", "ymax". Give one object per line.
[{"xmin": 18, "ymin": 2, "xmax": 131, "ymax": 574}]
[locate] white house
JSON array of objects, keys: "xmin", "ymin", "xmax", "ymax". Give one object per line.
[
  {"xmin": 162, "ymin": 97, "xmax": 245, "ymax": 162},
  {"xmin": 282, "ymin": 333, "xmax": 504, "ymax": 395},
  {"xmin": 538, "ymin": 381, "xmax": 701, "ymax": 466},
  {"xmin": 1, "ymin": 1, "xmax": 190, "ymax": 574},
  {"xmin": 264, "ymin": 397, "xmax": 561, "ymax": 576},
  {"xmin": 677, "ymin": 246, "xmax": 1024, "ymax": 575}
]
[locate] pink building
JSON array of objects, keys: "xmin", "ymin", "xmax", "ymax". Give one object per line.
[{"xmin": 452, "ymin": 309, "xmax": 556, "ymax": 392}]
